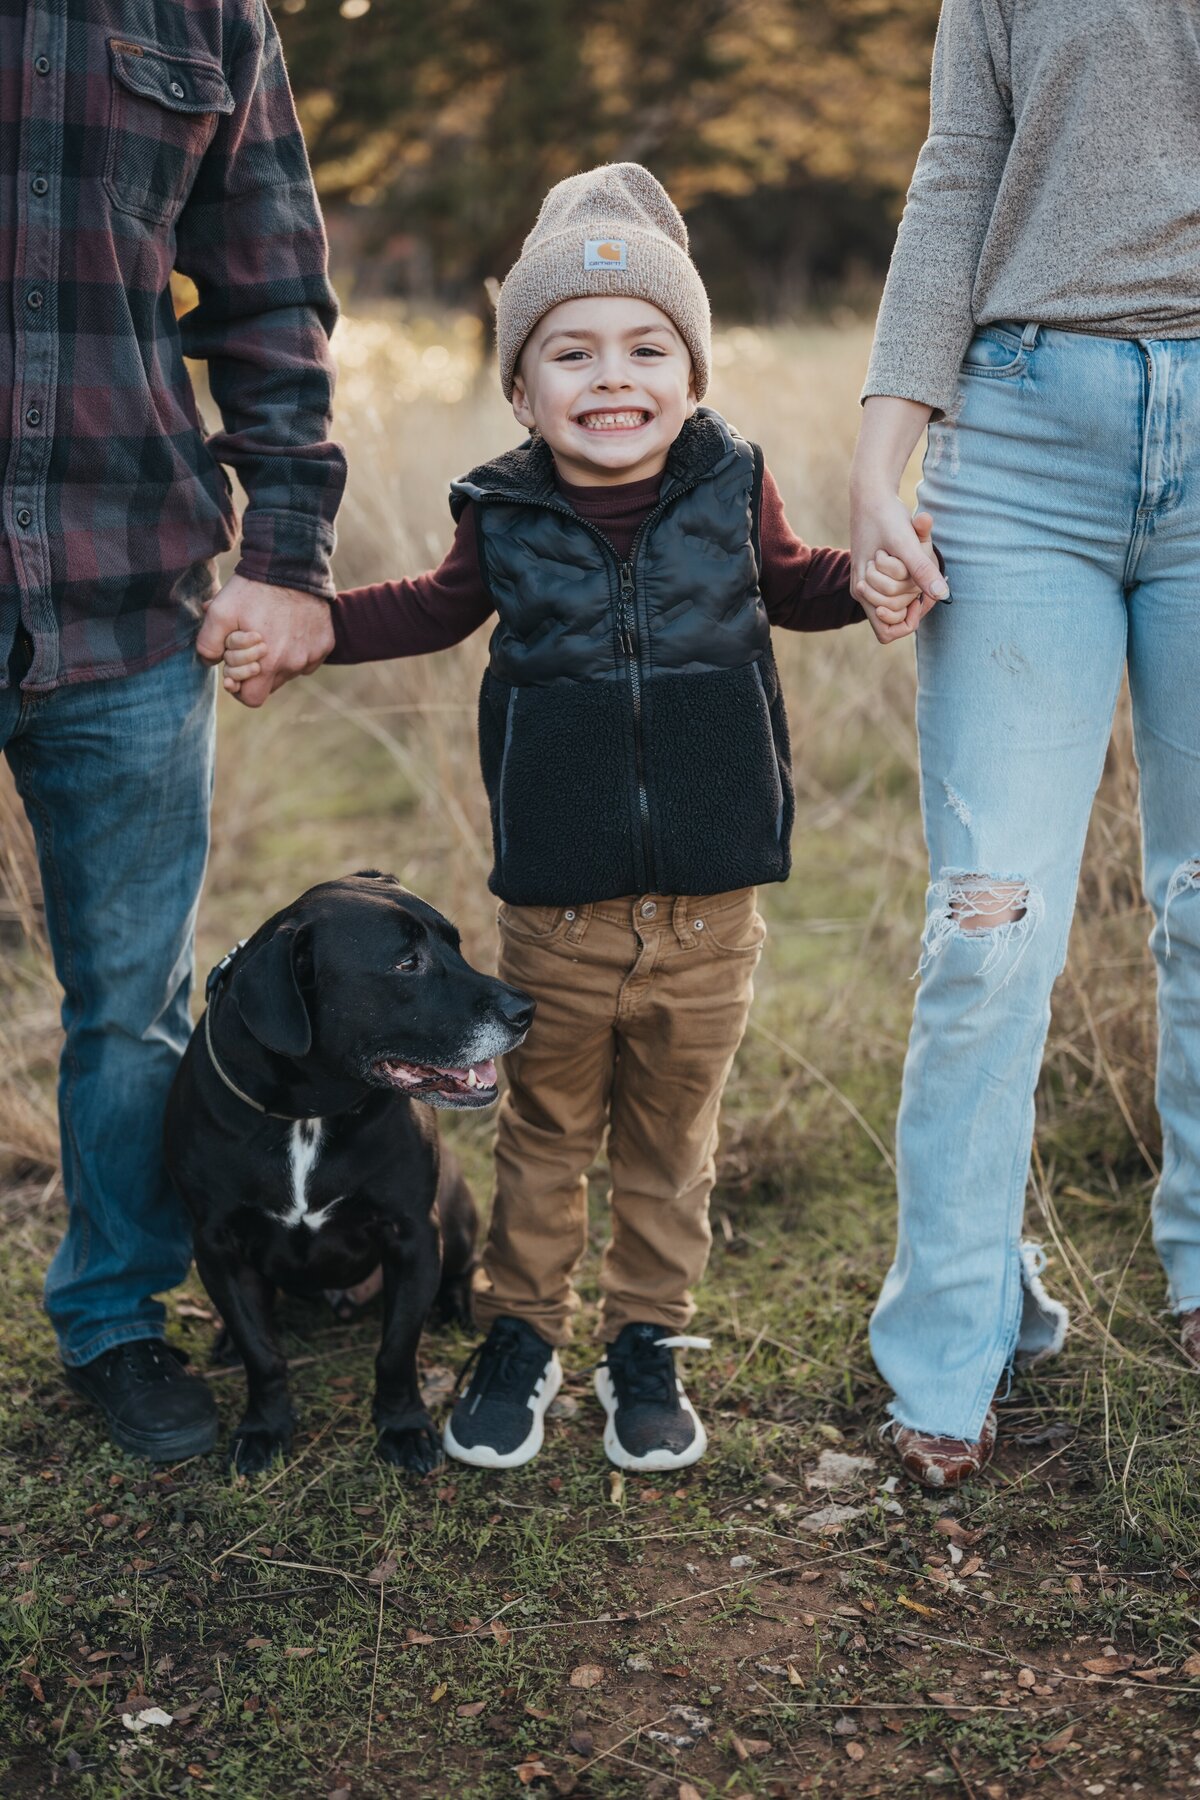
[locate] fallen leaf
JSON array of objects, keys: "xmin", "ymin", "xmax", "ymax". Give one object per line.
[
  {"xmin": 524, "ymin": 1704, "xmax": 553, "ymax": 1720},
  {"xmin": 491, "ymin": 1619, "xmax": 512, "ymax": 1647},
  {"xmin": 786, "ymin": 1663, "xmax": 804, "ymax": 1687},
  {"xmin": 933, "ymin": 1518, "xmax": 984, "ymax": 1546},
  {"xmin": 739, "ymin": 1739, "xmax": 772, "ymax": 1758},
  {"xmin": 845, "ymin": 1741, "xmax": 865, "ymax": 1762},
  {"xmin": 430, "ymin": 1682, "xmax": 448, "ymax": 1703},
  {"xmin": 568, "ymin": 1728, "xmax": 594, "ymax": 1755},
  {"xmin": 20, "ymin": 1671, "xmax": 45, "ymax": 1703},
  {"xmin": 1131, "ymin": 1666, "xmax": 1171, "ymax": 1682},
  {"xmin": 897, "ymin": 1596, "xmax": 938, "ymax": 1619},
  {"xmin": 607, "ymin": 1470, "xmax": 624, "ymax": 1505},
  {"xmin": 121, "ymin": 1707, "xmax": 173, "ymax": 1732},
  {"xmin": 245, "ymin": 1637, "xmax": 271, "ymax": 1651},
  {"xmin": 731, "ymin": 1734, "xmax": 750, "ymax": 1762},
  {"xmin": 367, "ymin": 1555, "xmax": 398, "ymax": 1585},
  {"xmin": 806, "ymin": 1450, "xmax": 877, "ymax": 1491},
  {"xmin": 1081, "ymin": 1655, "xmax": 1132, "ymax": 1675},
  {"xmin": 927, "ymin": 1691, "xmax": 957, "ymax": 1706},
  {"xmin": 797, "ymin": 1503, "xmax": 864, "ymax": 1533},
  {"xmin": 569, "ymin": 1665, "xmax": 603, "ymax": 1689},
  {"xmin": 457, "ymin": 1700, "xmax": 486, "ymax": 1717},
  {"xmin": 1042, "ymin": 1723, "xmax": 1076, "ymax": 1752},
  {"xmin": 1017, "ymin": 1668, "xmax": 1036, "ymax": 1690},
  {"xmin": 405, "ymin": 1628, "xmax": 435, "ymax": 1645},
  {"xmin": 959, "ymin": 1555, "xmax": 984, "ymax": 1578},
  {"xmin": 1181, "ymin": 1653, "xmax": 1200, "ymax": 1679},
  {"xmin": 679, "ymin": 1786, "xmax": 702, "ymax": 1800},
  {"xmin": 284, "ymin": 1646, "xmax": 315, "ymax": 1658},
  {"xmin": 515, "ymin": 1759, "xmax": 551, "ymax": 1785}
]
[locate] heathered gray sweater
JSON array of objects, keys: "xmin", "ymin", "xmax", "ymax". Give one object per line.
[{"xmin": 864, "ymin": 0, "xmax": 1200, "ymax": 414}]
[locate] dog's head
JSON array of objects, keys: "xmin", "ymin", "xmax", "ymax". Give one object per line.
[{"xmin": 224, "ymin": 872, "xmax": 534, "ymax": 1109}]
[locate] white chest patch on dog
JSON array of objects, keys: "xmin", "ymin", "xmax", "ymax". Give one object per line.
[{"xmin": 278, "ymin": 1118, "xmax": 340, "ymax": 1231}]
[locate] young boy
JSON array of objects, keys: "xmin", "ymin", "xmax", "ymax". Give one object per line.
[{"xmin": 223, "ymin": 163, "xmax": 927, "ymax": 1473}]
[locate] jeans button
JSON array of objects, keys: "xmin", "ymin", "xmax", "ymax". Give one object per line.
[
  {"xmin": 564, "ymin": 910, "xmax": 576, "ymax": 921},
  {"xmin": 640, "ymin": 900, "xmax": 657, "ymax": 919}
]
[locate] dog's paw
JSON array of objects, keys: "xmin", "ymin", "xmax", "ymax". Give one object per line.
[
  {"xmin": 229, "ymin": 1425, "xmax": 292, "ymax": 1475},
  {"xmin": 376, "ymin": 1421, "xmax": 442, "ymax": 1475}
]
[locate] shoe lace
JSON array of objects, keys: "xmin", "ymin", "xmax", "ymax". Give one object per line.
[
  {"xmin": 453, "ymin": 1320, "xmax": 548, "ymax": 1412},
  {"xmin": 603, "ymin": 1330, "xmax": 710, "ymax": 1406},
  {"xmin": 103, "ymin": 1341, "xmax": 188, "ymax": 1387}
]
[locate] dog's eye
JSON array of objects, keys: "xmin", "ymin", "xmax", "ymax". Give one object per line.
[{"xmin": 396, "ymin": 955, "xmax": 419, "ymax": 974}]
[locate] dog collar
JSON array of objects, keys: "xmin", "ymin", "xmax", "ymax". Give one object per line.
[{"xmin": 203, "ymin": 942, "xmax": 312, "ymax": 1122}]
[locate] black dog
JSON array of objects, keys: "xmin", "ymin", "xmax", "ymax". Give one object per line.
[{"xmin": 164, "ymin": 872, "xmax": 533, "ymax": 1475}]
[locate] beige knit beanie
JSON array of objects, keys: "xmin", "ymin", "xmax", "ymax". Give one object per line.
[{"xmin": 496, "ymin": 162, "xmax": 711, "ymax": 401}]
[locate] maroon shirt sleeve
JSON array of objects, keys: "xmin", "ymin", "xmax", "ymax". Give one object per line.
[
  {"xmin": 758, "ymin": 465, "xmax": 863, "ymax": 632},
  {"xmin": 326, "ymin": 504, "xmax": 494, "ymax": 663}
]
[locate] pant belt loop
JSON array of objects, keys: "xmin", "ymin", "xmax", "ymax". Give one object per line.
[
  {"xmin": 672, "ymin": 893, "xmax": 697, "ymax": 949},
  {"xmin": 564, "ymin": 904, "xmax": 591, "ymax": 945}
]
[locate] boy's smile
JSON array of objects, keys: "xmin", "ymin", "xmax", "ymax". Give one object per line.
[{"xmin": 512, "ymin": 297, "xmax": 697, "ymax": 486}]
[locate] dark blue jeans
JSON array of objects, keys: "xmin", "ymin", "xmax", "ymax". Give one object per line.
[{"xmin": 2, "ymin": 646, "xmax": 216, "ymax": 1365}]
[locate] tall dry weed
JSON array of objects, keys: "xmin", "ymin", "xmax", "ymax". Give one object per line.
[{"xmin": 0, "ymin": 311, "xmax": 1158, "ymax": 1210}]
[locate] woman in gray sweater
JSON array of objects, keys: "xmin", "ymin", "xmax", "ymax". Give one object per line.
[{"xmin": 850, "ymin": 0, "xmax": 1200, "ymax": 1487}]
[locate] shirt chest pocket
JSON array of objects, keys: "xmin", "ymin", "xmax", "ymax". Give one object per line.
[{"xmin": 105, "ymin": 39, "xmax": 234, "ymax": 226}]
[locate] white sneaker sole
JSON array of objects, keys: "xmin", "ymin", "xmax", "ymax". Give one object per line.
[
  {"xmin": 594, "ymin": 1367, "xmax": 708, "ymax": 1471},
  {"xmin": 442, "ymin": 1353, "xmax": 563, "ymax": 1469}
]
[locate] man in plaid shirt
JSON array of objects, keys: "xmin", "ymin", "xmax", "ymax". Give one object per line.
[{"xmin": 1, "ymin": 0, "xmax": 346, "ymax": 1459}]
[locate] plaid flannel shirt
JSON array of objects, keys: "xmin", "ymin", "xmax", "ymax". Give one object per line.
[{"xmin": 0, "ymin": 0, "xmax": 347, "ymax": 692}]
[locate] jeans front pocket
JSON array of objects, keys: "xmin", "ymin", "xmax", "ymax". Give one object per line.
[
  {"xmin": 960, "ymin": 323, "xmax": 1036, "ymax": 381},
  {"xmin": 105, "ymin": 38, "xmax": 234, "ymax": 226}
]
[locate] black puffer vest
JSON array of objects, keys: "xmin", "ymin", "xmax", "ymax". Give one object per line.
[{"xmin": 451, "ymin": 408, "xmax": 794, "ymax": 906}]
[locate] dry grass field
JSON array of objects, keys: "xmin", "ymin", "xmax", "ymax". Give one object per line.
[{"xmin": 2, "ymin": 313, "xmax": 1198, "ymax": 1799}]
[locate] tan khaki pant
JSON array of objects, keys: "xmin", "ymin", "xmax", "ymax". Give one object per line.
[{"xmin": 474, "ymin": 887, "xmax": 764, "ymax": 1345}]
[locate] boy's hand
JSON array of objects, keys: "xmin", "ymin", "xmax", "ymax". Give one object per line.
[
  {"xmin": 222, "ymin": 629, "xmax": 269, "ymax": 696},
  {"xmin": 196, "ymin": 574, "xmax": 335, "ymax": 708},
  {"xmin": 858, "ymin": 512, "xmax": 942, "ymax": 644}
]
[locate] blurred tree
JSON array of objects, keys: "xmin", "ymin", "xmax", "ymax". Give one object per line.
[{"xmin": 276, "ymin": 0, "xmax": 941, "ymax": 310}]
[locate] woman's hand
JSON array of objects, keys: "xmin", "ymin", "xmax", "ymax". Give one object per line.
[{"xmin": 850, "ymin": 395, "xmax": 946, "ymax": 640}]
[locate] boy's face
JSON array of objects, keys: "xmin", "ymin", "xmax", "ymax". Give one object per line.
[{"xmin": 512, "ymin": 297, "xmax": 697, "ymax": 487}]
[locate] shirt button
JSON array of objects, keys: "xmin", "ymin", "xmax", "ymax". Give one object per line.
[
  {"xmin": 640, "ymin": 900, "xmax": 657, "ymax": 919},
  {"xmin": 31, "ymin": 177, "xmax": 48, "ymax": 197},
  {"xmin": 16, "ymin": 509, "xmax": 32, "ymax": 528},
  {"xmin": 27, "ymin": 290, "xmax": 43, "ymax": 310},
  {"xmin": 35, "ymin": 55, "xmax": 50, "ymax": 74},
  {"xmin": 25, "ymin": 407, "xmax": 41, "ymax": 427},
  {"xmin": 170, "ymin": 80, "xmax": 185, "ymax": 97}
]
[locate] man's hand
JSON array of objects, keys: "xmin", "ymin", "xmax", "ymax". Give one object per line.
[{"xmin": 196, "ymin": 574, "xmax": 335, "ymax": 708}]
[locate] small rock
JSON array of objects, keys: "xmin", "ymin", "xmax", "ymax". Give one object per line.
[
  {"xmin": 546, "ymin": 1393, "xmax": 578, "ymax": 1420},
  {"xmin": 730, "ymin": 1555, "xmax": 754, "ymax": 1570},
  {"xmin": 797, "ymin": 1503, "xmax": 864, "ymax": 1533},
  {"xmin": 807, "ymin": 1450, "xmax": 876, "ymax": 1491},
  {"xmin": 624, "ymin": 1653, "xmax": 654, "ymax": 1673}
]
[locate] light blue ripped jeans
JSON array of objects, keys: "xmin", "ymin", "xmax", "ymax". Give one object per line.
[{"xmin": 871, "ymin": 323, "xmax": 1200, "ymax": 1441}]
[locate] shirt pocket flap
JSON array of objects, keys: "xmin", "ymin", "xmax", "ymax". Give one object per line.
[{"xmin": 109, "ymin": 40, "xmax": 235, "ymax": 116}]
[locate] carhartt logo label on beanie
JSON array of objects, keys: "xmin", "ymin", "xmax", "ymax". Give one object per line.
[
  {"xmin": 496, "ymin": 162, "xmax": 712, "ymax": 401},
  {"xmin": 584, "ymin": 239, "xmax": 628, "ymax": 270}
]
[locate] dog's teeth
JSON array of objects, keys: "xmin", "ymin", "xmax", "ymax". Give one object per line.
[{"xmin": 466, "ymin": 1069, "xmax": 477, "ymax": 1089}]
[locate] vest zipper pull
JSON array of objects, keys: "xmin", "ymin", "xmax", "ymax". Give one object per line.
[{"xmin": 619, "ymin": 562, "xmax": 637, "ymax": 657}]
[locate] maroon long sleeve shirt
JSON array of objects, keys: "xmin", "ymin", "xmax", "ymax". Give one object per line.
[{"xmin": 328, "ymin": 464, "xmax": 861, "ymax": 663}]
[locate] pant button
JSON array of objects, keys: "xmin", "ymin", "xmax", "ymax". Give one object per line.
[{"xmin": 640, "ymin": 900, "xmax": 657, "ymax": 919}]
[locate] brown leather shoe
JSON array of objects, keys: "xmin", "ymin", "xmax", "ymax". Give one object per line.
[
  {"xmin": 1181, "ymin": 1309, "xmax": 1200, "ymax": 1368},
  {"xmin": 891, "ymin": 1405, "xmax": 998, "ymax": 1489}
]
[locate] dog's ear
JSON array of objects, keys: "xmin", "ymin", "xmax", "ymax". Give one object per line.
[{"xmin": 232, "ymin": 925, "xmax": 313, "ymax": 1059}]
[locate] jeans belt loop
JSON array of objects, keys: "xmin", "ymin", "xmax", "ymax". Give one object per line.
[
  {"xmin": 1021, "ymin": 321, "xmax": 1040, "ymax": 349},
  {"xmin": 564, "ymin": 904, "xmax": 591, "ymax": 944}
]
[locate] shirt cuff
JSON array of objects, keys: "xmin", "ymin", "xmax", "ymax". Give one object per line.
[{"xmin": 236, "ymin": 509, "xmax": 337, "ymax": 601}]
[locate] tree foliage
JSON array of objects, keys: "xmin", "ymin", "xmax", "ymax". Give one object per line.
[{"xmin": 276, "ymin": 0, "xmax": 941, "ymax": 308}]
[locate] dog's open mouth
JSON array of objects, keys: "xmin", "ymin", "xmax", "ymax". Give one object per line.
[{"xmin": 372, "ymin": 1056, "xmax": 498, "ymax": 1099}]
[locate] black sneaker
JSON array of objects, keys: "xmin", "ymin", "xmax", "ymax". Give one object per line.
[
  {"xmin": 594, "ymin": 1323, "xmax": 710, "ymax": 1471},
  {"xmin": 443, "ymin": 1317, "xmax": 562, "ymax": 1469},
  {"xmin": 65, "ymin": 1340, "xmax": 219, "ymax": 1462}
]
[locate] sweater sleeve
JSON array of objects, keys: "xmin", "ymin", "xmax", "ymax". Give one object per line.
[
  {"xmin": 759, "ymin": 466, "xmax": 863, "ymax": 633},
  {"xmin": 862, "ymin": 0, "xmax": 1014, "ymax": 415},
  {"xmin": 326, "ymin": 503, "xmax": 494, "ymax": 663}
]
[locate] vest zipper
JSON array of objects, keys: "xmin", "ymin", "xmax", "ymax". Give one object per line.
[{"xmin": 475, "ymin": 479, "xmax": 703, "ymax": 894}]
